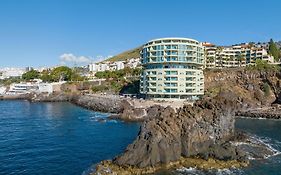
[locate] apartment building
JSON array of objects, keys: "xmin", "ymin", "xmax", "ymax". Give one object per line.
[
  {"xmin": 140, "ymin": 37, "xmax": 205, "ymax": 100},
  {"xmin": 204, "ymin": 42, "xmax": 274, "ymax": 68}
]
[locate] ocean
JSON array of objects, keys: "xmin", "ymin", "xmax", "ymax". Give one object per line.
[
  {"xmin": 0, "ymin": 100, "xmax": 139, "ymax": 175},
  {"xmin": 0, "ymin": 100, "xmax": 281, "ymax": 175}
]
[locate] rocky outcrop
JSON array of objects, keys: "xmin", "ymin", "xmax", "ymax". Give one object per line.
[
  {"xmin": 30, "ymin": 93, "xmax": 124, "ymax": 114},
  {"xmin": 94, "ymin": 157, "xmax": 247, "ymax": 175},
  {"xmin": 110, "ymin": 100, "xmax": 169, "ymax": 122},
  {"xmin": 71, "ymin": 95, "xmax": 123, "ymax": 113},
  {"xmin": 0, "ymin": 94, "xmax": 31, "ymax": 100},
  {"xmin": 93, "ymin": 95, "xmax": 278, "ymax": 174},
  {"xmin": 205, "ymin": 69, "xmax": 280, "ymax": 107},
  {"xmin": 236, "ymin": 105, "xmax": 281, "ymax": 119},
  {"xmin": 113, "ymin": 96, "xmax": 243, "ymax": 168},
  {"xmin": 31, "ymin": 92, "xmax": 72, "ymax": 102}
]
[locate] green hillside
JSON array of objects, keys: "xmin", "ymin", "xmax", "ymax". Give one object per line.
[{"xmin": 106, "ymin": 47, "xmax": 142, "ymax": 62}]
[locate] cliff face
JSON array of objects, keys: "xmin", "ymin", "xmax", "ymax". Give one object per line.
[
  {"xmin": 205, "ymin": 69, "xmax": 281, "ymax": 108},
  {"xmin": 113, "ymin": 96, "xmax": 242, "ymax": 168}
]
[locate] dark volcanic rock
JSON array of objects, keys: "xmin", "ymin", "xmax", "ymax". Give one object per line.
[
  {"xmin": 31, "ymin": 93, "xmax": 72, "ymax": 102},
  {"xmin": 113, "ymin": 96, "xmax": 243, "ymax": 168},
  {"xmin": 71, "ymin": 95, "xmax": 123, "ymax": 113}
]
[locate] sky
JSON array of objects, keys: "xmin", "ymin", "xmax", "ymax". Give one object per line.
[{"xmin": 0, "ymin": 0, "xmax": 280, "ymax": 68}]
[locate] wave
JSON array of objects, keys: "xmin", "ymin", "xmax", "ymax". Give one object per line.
[
  {"xmin": 252, "ymin": 135, "xmax": 281, "ymax": 159},
  {"xmin": 176, "ymin": 167, "xmax": 244, "ymax": 175},
  {"xmin": 232, "ymin": 134, "xmax": 281, "ymax": 160}
]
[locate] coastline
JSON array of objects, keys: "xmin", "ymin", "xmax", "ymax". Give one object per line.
[
  {"xmin": 2, "ymin": 93, "xmax": 281, "ymax": 121},
  {"xmin": 236, "ymin": 106, "xmax": 281, "ymax": 120},
  {"xmin": 93, "ymin": 157, "xmax": 248, "ymax": 175},
  {"xmin": 1, "ymin": 92, "xmax": 281, "ymax": 175}
]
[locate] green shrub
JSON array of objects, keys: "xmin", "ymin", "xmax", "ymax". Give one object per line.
[
  {"xmin": 91, "ymin": 85, "xmax": 109, "ymax": 93},
  {"xmin": 246, "ymin": 59, "xmax": 280, "ymax": 71},
  {"xmin": 263, "ymin": 82, "xmax": 270, "ymax": 97}
]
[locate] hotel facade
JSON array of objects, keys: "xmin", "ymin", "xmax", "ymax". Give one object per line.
[
  {"xmin": 203, "ymin": 42, "xmax": 274, "ymax": 69},
  {"xmin": 140, "ymin": 38, "xmax": 205, "ymax": 100}
]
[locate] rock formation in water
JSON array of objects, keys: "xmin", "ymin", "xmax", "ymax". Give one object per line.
[
  {"xmin": 71, "ymin": 95, "xmax": 123, "ymax": 113},
  {"xmin": 113, "ymin": 96, "xmax": 245, "ymax": 168}
]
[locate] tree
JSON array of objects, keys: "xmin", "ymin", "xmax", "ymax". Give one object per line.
[
  {"xmin": 22, "ymin": 70, "xmax": 39, "ymax": 80},
  {"xmin": 269, "ymin": 39, "xmax": 280, "ymax": 62},
  {"xmin": 40, "ymin": 70, "xmax": 53, "ymax": 82},
  {"xmin": 50, "ymin": 66, "xmax": 72, "ymax": 82},
  {"xmin": 70, "ymin": 67, "xmax": 85, "ymax": 81}
]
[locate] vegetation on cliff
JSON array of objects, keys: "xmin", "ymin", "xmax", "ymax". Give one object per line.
[
  {"xmin": 105, "ymin": 47, "xmax": 141, "ymax": 62},
  {"xmin": 0, "ymin": 77, "xmax": 21, "ymax": 86},
  {"xmin": 22, "ymin": 69, "xmax": 40, "ymax": 80},
  {"xmin": 91, "ymin": 67, "xmax": 141, "ymax": 94},
  {"xmin": 269, "ymin": 39, "xmax": 281, "ymax": 61},
  {"xmin": 21, "ymin": 66, "xmax": 86, "ymax": 82},
  {"xmin": 246, "ymin": 59, "xmax": 280, "ymax": 71}
]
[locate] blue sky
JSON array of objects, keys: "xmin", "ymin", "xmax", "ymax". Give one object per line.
[{"xmin": 0, "ymin": 0, "xmax": 280, "ymax": 68}]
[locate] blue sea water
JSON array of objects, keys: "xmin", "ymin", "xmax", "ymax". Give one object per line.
[{"xmin": 0, "ymin": 100, "xmax": 140, "ymax": 175}]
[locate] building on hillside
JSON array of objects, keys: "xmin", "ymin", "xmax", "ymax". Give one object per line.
[
  {"xmin": 140, "ymin": 37, "xmax": 205, "ymax": 100},
  {"xmin": 203, "ymin": 42, "xmax": 217, "ymax": 68},
  {"xmin": 0, "ymin": 67, "xmax": 26, "ymax": 79},
  {"xmin": 108, "ymin": 61, "xmax": 125, "ymax": 70},
  {"xmin": 126, "ymin": 58, "xmax": 141, "ymax": 68},
  {"xmin": 88, "ymin": 63, "xmax": 110, "ymax": 72},
  {"xmin": 88, "ymin": 59, "xmax": 140, "ymax": 75},
  {"xmin": 203, "ymin": 42, "xmax": 274, "ymax": 68}
]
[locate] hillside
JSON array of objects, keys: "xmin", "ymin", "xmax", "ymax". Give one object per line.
[{"xmin": 105, "ymin": 47, "xmax": 142, "ymax": 62}]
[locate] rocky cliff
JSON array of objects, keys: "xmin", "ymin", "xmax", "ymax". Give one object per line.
[
  {"xmin": 113, "ymin": 96, "xmax": 242, "ymax": 168},
  {"xmin": 205, "ymin": 68, "xmax": 281, "ymax": 108},
  {"xmin": 71, "ymin": 94, "xmax": 123, "ymax": 113}
]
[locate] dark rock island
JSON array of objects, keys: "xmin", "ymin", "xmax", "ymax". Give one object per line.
[{"xmin": 93, "ymin": 95, "xmax": 277, "ymax": 174}]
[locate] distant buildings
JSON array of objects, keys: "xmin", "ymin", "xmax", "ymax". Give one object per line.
[
  {"xmin": 0, "ymin": 67, "xmax": 26, "ymax": 79},
  {"xmin": 4, "ymin": 79, "xmax": 65, "ymax": 95},
  {"xmin": 139, "ymin": 37, "xmax": 205, "ymax": 100},
  {"xmin": 88, "ymin": 58, "xmax": 141, "ymax": 73},
  {"xmin": 203, "ymin": 42, "xmax": 275, "ymax": 69}
]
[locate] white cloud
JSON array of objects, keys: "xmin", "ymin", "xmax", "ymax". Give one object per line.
[
  {"xmin": 59, "ymin": 53, "xmax": 92, "ymax": 64},
  {"xmin": 59, "ymin": 53, "xmax": 114, "ymax": 65}
]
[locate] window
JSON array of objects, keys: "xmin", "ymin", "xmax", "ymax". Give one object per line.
[{"xmin": 165, "ymin": 77, "xmax": 178, "ymax": 81}]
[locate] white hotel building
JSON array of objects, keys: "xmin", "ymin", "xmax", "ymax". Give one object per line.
[
  {"xmin": 204, "ymin": 42, "xmax": 274, "ymax": 69},
  {"xmin": 140, "ymin": 38, "xmax": 205, "ymax": 100}
]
